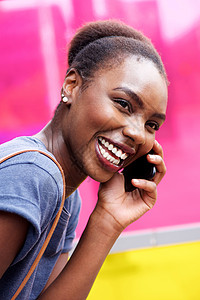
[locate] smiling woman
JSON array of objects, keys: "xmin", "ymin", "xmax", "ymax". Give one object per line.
[
  {"xmin": 0, "ymin": 20, "xmax": 168, "ymax": 300},
  {"xmin": 59, "ymin": 56, "xmax": 167, "ymax": 184}
]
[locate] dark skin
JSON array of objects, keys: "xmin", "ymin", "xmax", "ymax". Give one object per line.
[
  {"xmin": 0, "ymin": 55, "xmax": 168, "ymax": 299},
  {"xmin": 0, "ymin": 212, "xmax": 28, "ymax": 278}
]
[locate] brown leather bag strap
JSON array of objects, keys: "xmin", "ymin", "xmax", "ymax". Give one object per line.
[{"xmin": 0, "ymin": 149, "xmax": 66, "ymax": 300}]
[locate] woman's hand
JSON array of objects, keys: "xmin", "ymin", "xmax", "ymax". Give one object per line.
[{"xmin": 95, "ymin": 140, "xmax": 166, "ymax": 233}]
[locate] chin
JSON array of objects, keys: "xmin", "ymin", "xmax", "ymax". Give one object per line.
[{"xmin": 87, "ymin": 167, "xmax": 114, "ymax": 183}]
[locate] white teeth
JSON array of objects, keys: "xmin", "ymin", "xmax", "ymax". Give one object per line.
[
  {"xmin": 105, "ymin": 141, "xmax": 109, "ymax": 147},
  {"xmin": 99, "ymin": 145, "xmax": 120, "ymax": 165},
  {"xmin": 100, "ymin": 145, "xmax": 105, "ymax": 155},
  {"xmin": 109, "ymin": 157, "xmax": 115, "ymax": 163},
  {"xmin": 108, "ymin": 144, "xmax": 113, "ymax": 151},
  {"xmin": 103, "ymin": 152, "xmax": 109, "ymax": 158},
  {"xmin": 107, "ymin": 154, "xmax": 112, "ymax": 161},
  {"xmin": 112, "ymin": 148, "xmax": 117, "ymax": 154},
  {"xmin": 121, "ymin": 153, "xmax": 128, "ymax": 160},
  {"xmin": 116, "ymin": 150, "xmax": 123, "ymax": 157},
  {"xmin": 114, "ymin": 158, "xmax": 120, "ymax": 165},
  {"xmin": 98, "ymin": 137, "xmax": 129, "ymax": 164}
]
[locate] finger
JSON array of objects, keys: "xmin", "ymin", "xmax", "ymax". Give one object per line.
[
  {"xmin": 153, "ymin": 140, "xmax": 164, "ymax": 158},
  {"xmin": 132, "ymin": 178, "xmax": 157, "ymax": 193},
  {"xmin": 147, "ymin": 154, "xmax": 166, "ymax": 175},
  {"xmin": 132, "ymin": 179, "xmax": 157, "ymax": 209}
]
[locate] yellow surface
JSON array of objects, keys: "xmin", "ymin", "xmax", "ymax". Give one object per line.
[{"xmin": 87, "ymin": 242, "xmax": 200, "ymax": 300}]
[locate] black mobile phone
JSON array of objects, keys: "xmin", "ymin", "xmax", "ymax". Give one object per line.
[{"xmin": 123, "ymin": 150, "xmax": 156, "ymax": 192}]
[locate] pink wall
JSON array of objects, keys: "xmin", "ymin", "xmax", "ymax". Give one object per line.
[{"xmin": 0, "ymin": 0, "xmax": 200, "ymax": 237}]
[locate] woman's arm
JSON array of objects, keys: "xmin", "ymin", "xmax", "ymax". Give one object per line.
[
  {"xmin": 42, "ymin": 252, "xmax": 69, "ymax": 292},
  {"xmin": 0, "ymin": 212, "xmax": 28, "ymax": 278},
  {"xmin": 38, "ymin": 141, "xmax": 166, "ymax": 300},
  {"xmin": 38, "ymin": 208, "xmax": 122, "ymax": 300}
]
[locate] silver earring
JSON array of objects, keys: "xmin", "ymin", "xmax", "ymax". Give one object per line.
[{"xmin": 61, "ymin": 93, "xmax": 68, "ymax": 103}]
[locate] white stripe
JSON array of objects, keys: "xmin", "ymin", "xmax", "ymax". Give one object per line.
[
  {"xmin": 71, "ymin": 223, "xmax": 200, "ymax": 255},
  {"xmin": 110, "ymin": 222, "xmax": 200, "ymax": 253},
  {"xmin": 38, "ymin": 5, "xmax": 61, "ymax": 112}
]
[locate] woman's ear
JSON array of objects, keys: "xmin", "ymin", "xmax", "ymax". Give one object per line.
[{"xmin": 62, "ymin": 68, "xmax": 83, "ymax": 103}]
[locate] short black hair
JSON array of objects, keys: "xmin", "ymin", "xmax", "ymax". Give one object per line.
[
  {"xmin": 67, "ymin": 20, "xmax": 167, "ymax": 84},
  {"xmin": 57, "ymin": 19, "xmax": 167, "ymax": 112}
]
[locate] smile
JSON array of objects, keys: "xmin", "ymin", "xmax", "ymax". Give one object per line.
[{"xmin": 97, "ymin": 136, "xmax": 129, "ymax": 167}]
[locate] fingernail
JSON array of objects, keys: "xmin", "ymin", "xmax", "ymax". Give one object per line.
[{"xmin": 133, "ymin": 179, "xmax": 139, "ymax": 183}]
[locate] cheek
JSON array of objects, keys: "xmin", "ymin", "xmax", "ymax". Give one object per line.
[
  {"xmin": 145, "ymin": 134, "xmax": 155, "ymax": 151},
  {"xmin": 84, "ymin": 102, "xmax": 121, "ymax": 134},
  {"xmin": 139, "ymin": 134, "xmax": 155, "ymax": 157},
  {"xmin": 68, "ymin": 101, "xmax": 116, "ymax": 146}
]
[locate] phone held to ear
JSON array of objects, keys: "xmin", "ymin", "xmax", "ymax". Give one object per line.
[{"xmin": 123, "ymin": 150, "xmax": 156, "ymax": 192}]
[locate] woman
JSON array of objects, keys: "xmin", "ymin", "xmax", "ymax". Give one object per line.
[{"xmin": 0, "ymin": 20, "xmax": 168, "ymax": 299}]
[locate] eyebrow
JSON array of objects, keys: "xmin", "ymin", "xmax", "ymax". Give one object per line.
[
  {"xmin": 152, "ymin": 112, "xmax": 166, "ymax": 121},
  {"xmin": 113, "ymin": 87, "xmax": 144, "ymax": 108},
  {"xmin": 113, "ymin": 86, "xmax": 166, "ymax": 121}
]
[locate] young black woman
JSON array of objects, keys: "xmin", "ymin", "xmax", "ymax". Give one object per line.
[{"xmin": 0, "ymin": 20, "xmax": 168, "ymax": 299}]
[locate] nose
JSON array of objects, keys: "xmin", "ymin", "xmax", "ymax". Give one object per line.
[{"xmin": 122, "ymin": 117, "xmax": 145, "ymax": 145}]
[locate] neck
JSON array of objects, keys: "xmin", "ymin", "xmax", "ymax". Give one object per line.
[{"xmin": 33, "ymin": 120, "xmax": 87, "ymax": 197}]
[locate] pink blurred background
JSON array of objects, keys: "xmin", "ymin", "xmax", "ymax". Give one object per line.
[{"xmin": 0, "ymin": 0, "xmax": 200, "ymax": 238}]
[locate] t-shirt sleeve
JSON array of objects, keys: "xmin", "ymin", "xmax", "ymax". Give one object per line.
[
  {"xmin": 0, "ymin": 162, "xmax": 61, "ymax": 243},
  {"xmin": 62, "ymin": 189, "xmax": 82, "ymax": 253}
]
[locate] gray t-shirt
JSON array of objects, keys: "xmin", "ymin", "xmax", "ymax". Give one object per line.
[{"xmin": 0, "ymin": 136, "xmax": 81, "ymax": 299}]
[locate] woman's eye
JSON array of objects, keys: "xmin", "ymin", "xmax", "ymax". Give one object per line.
[
  {"xmin": 114, "ymin": 99, "xmax": 132, "ymax": 113},
  {"xmin": 146, "ymin": 121, "xmax": 160, "ymax": 131}
]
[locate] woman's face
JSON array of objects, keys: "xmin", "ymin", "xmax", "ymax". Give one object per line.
[{"xmin": 64, "ymin": 56, "xmax": 168, "ymax": 182}]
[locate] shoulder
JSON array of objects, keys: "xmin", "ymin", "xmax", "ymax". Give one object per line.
[
  {"xmin": 0, "ymin": 136, "xmax": 63, "ymax": 185},
  {"xmin": 0, "ymin": 136, "xmax": 64, "ymax": 230},
  {"xmin": 0, "ymin": 136, "xmax": 43, "ymax": 156}
]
